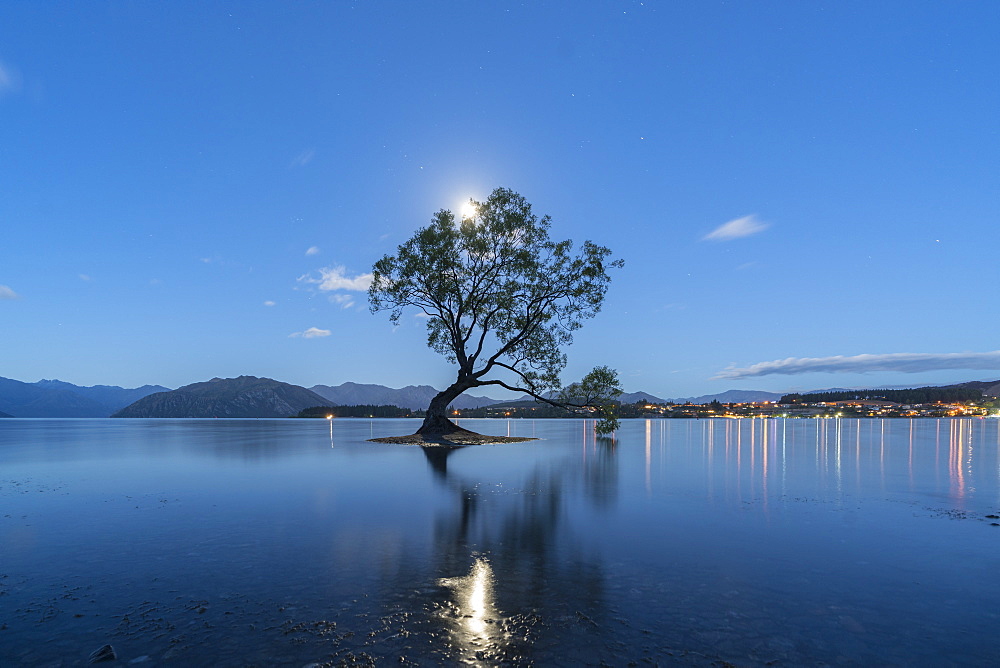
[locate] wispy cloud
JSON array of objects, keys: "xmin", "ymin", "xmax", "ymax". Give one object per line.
[
  {"xmin": 298, "ymin": 265, "xmax": 373, "ymax": 292},
  {"xmin": 715, "ymin": 351, "xmax": 1000, "ymax": 379},
  {"xmin": 0, "ymin": 61, "xmax": 19, "ymax": 96},
  {"xmin": 289, "ymin": 327, "xmax": 331, "ymax": 339},
  {"xmin": 0, "ymin": 285, "xmax": 19, "ymax": 300},
  {"xmin": 330, "ymin": 294, "xmax": 354, "ymax": 309},
  {"xmin": 79, "ymin": 274, "xmax": 92, "ymax": 282},
  {"xmin": 703, "ymin": 215, "xmax": 769, "ymax": 242},
  {"xmin": 263, "ymin": 300, "xmax": 276, "ymax": 307},
  {"xmin": 305, "ymin": 246, "xmax": 320, "ymax": 256},
  {"xmin": 655, "ymin": 302, "xmax": 686, "ymax": 312},
  {"xmin": 289, "ymin": 149, "xmax": 315, "ymax": 168}
]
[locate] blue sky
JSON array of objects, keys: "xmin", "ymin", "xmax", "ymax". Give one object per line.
[{"xmin": 2, "ymin": 1, "xmax": 998, "ymax": 399}]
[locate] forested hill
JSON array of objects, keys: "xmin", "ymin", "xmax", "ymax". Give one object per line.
[
  {"xmin": 113, "ymin": 376, "xmax": 330, "ymax": 418},
  {"xmin": 297, "ymin": 405, "xmax": 413, "ymax": 418},
  {"xmin": 781, "ymin": 382, "xmax": 998, "ymax": 405}
]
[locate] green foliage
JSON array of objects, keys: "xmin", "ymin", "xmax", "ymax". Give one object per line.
[
  {"xmin": 561, "ymin": 366, "xmax": 623, "ymax": 434},
  {"xmin": 559, "ymin": 365, "xmax": 622, "ymax": 406},
  {"xmin": 594, "ymin": 404, "xmax": 620, "ymax": 435},
  {"xmin": 369, "ymin": 187, "xmax": 622, "ymax": 420}
]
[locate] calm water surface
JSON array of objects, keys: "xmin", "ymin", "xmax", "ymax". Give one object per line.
[{"xmin": 2, "ymin": 418, "xmax": 999, "ymax": 666}]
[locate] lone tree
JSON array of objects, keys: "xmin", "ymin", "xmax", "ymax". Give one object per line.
[{"xmin": 368, "ymin": 187, "xmax": 623, "ymax": 438}]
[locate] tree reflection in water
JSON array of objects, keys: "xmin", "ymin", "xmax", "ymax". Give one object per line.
[{"xmin": 415, "ymin": 439, "xmax": 618, "ymax": 665}]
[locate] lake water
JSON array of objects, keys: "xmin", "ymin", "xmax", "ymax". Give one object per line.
[{"xmin": 2, "ymin": 418, "xmax": 999, "ymax": 666}]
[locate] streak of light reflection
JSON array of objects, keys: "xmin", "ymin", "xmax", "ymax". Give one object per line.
[{"xmin": 439, "ymin": 557, "xmax": 503, "ymax": 658}]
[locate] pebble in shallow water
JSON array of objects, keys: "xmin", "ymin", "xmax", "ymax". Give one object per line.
[{"xmin": 88, "ymin": 644, "xmax": 116, "ymax": 663}]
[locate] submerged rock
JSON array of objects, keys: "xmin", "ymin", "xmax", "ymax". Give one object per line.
[
  {"xmin": 88, "ymin": 644, "xmax": 116, "ymax": 663},
  {"xmin": 370, "ymin": 431, "xmax": 536, "ymax": 445}
]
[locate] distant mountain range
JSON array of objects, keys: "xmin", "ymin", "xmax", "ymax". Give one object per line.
[
  {"xmin": 112, "ymin": 376, "xmax": 329, "ymax": 418},
  {"xmin": 309, "ymin": 382, "xmax": 503, "ymax": 410},
  {"xmin": 3, "ymin": 374, "xmax": 998, "ymax": 419},
  {"xmin": 618, "ymin": 391, "xmax": 667, "ymax": 404},
  {"xmin": 113, "ymin": 378, "xmax": 615, "ymax": 418},
  {"xmin": 504, "ymin": 390, "xmax": 670, "ymax": 406},
  {"xmin": 0, "ymin": 377, "xmax": 169, "ymax": 417},
  {"xmin": 669, "ymin": 389, "xmax": 785, "ymax": 404}
]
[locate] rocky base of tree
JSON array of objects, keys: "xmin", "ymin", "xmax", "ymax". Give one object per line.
[
  {"xmin": 370, "ymin": 413, "xmax": 537, "ymax": 445},
  {"xmin": 369, "ymin": 430, "xmax": 536, "ymax": 445}
]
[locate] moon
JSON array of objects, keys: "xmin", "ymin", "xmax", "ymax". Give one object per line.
[{"xmin": 460, "ymin": 200, "xmax": 478, "ymax": 219}]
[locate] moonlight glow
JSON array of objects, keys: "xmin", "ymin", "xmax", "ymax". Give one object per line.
[{"xmin": 460, "ymin": 200, "xmax": 478, "ymax": 220}]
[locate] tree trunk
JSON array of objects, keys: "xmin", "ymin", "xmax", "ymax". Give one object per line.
[{"xmin": 418, "ymin": 379, "xmax": 476, "ymax": 435}]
